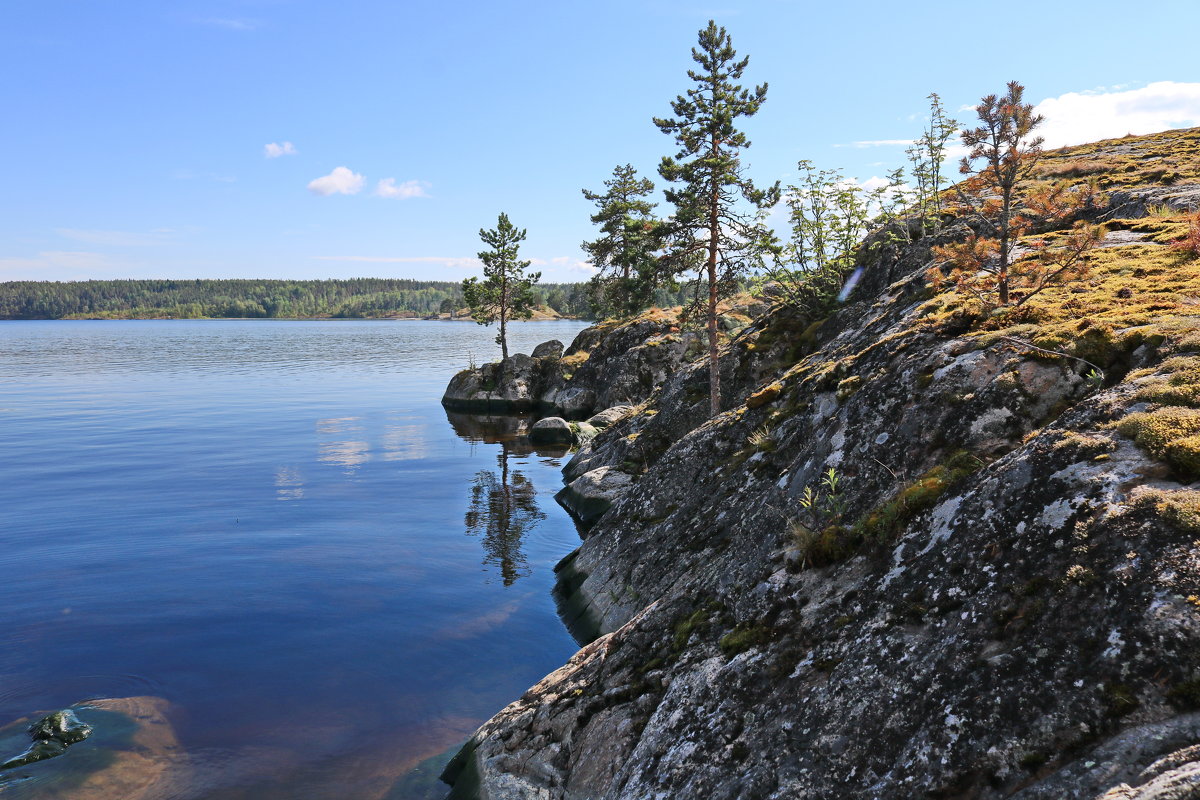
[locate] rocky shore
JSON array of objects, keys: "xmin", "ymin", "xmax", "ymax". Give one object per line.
[{"xmin": 441, "ymin": 128, "xmax": 1200, "ymax": 799}]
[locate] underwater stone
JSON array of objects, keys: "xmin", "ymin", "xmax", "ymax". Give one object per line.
[
  {"xmin": 28, "ymin": 708, "xmax": 92, "ymax": 745},
  {"xmin": 1, "ymin": 738, "xmax": 66, "ymax": 770}
]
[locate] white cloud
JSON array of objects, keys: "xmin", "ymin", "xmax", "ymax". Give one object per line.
[
  {"xmin": 857, "ymin": 175, "xmax": 894, "ymax": 193},
  {"xmin": 56, "ymin": 228, "xmax": 171, "ymax": 247},
  {"xmin": 313, "ymin": 255, "xmax": 481, "ymax": 270},
  {"xmin": 264, "ymin": 141, "xmax": 297, "ymax": 158},
  {"xmin": 307, "ymin": 167, "xmax": 365, "ymax": 196},
  {"xmin": 375, "ymin": 178, "xmax": 431, "ymax": 199},
  {"xmin": 1033, "ymin": 81, "xmax": 1200, "ymax": 148},
  {"xmin": 529, "ymin": 257, "xmax": 597, "ymax": 276}
]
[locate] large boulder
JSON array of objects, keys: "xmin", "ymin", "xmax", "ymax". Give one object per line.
[
  {"xmin": 538, "ymin": 385, "xmax": 597, "ymax": 420},
  {"xmin": 529, "ymin": 416, "xmax": 573, "ymax": 445},
  {"xmin": 441, "ymin": 353, "xmax": 540, "ymax": 414},
  {"xmin": 554, "ymin": 466, "xmax": 634, "ymax": 527},
  {"xmin": 586, "ymin": 405, "xmax": 632, "ymax": 429},
  {"xmin": 532, "ymin": 339, "xmax": 564, "ymax": 360}
]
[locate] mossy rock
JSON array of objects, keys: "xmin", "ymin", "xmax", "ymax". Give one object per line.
[
  {"xmin": 719, "ymin": 623, "xmax": 773, "ymax": 657},
  {"xmin": 1116, "ymin": 407, "xmax": 1200, "ymax": 478},
  {"xmin": 746, "ymin": 382, "xmax": 783, "ymax": 409}
]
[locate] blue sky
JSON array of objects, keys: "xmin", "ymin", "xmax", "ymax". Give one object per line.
[{"xmin": 3, "ymin": 0, "xmax": 1199, "ymax": 283}]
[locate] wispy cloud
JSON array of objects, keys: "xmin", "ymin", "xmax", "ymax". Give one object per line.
[
  {"xmin": 375, "ymin": 178, "xmax": 431, "ymax": 199},
  {"xmin": 0, "ymin": 251, "xmax": 124, "ymax": 280},
  {"xmin": 834, "ymin": 139, "xmax": 913, "ymax": 149},
  {"xmin": 1034, "ymin": 81, "xmax": 1200, "ymax": 149},
  {"xmin": 56, "ymin": 228, "xmax": 172, "ymax": 247},
  {"xmin": 308, "ymin": 167, "xmax": 365, "ymax": 196},
  {"xmin": 313, "ymin": 255, "xmax": 481, "ymax": 270},
  {"xmin": 199, "ymin": 17, "xmax": 259, "ymax": 31},
  {"xmin": 264, "ymin": 141, "xmax": 297, "ymax": 158}
]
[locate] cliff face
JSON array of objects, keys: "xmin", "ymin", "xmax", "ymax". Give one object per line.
[{"xmin": 445, "ymin": 128, "xmax": 1200, "ymax": 799}]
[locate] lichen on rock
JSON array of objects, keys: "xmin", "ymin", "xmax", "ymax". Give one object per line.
[{"xmin": 442, "ymin": 127, "xmax": 1200, "ymax": 800}]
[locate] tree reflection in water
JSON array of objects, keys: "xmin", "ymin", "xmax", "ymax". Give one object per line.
[{"xmin": 465, "ymin": 444, "xmax": 546, "ymax": 586}]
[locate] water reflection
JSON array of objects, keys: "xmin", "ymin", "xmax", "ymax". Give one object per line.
[
  {"xmin": 382, "ymin": 414, "xmax": 427, "ymax": 462},
  {"xmin": 465, "ymin": 446, "xmax": 546, "ymax": 587},
  {"xmin": 444, "ymin": 411, "xmax": 570, "ymax": 459},
  {"xmin": 274, "ymin": 467, "xmax": 304, "ymax": 501},
  {"xmin": 316, "ymin": 417, "xmax": 369, "ymax": 472}
]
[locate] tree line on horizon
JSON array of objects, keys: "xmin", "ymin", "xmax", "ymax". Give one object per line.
[{"xmin": 0, "ymin": 277, "xmax": 695, "ymax": 321}]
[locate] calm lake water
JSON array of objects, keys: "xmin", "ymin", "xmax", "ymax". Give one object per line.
[{"xmin": 0, "ymin": 319, "xmax": 590, "ymax": 799}]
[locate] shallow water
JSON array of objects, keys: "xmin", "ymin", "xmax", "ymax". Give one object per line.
[{"xmin": 0, "ymin": 319, "xmax": 589, "ymax": 799}]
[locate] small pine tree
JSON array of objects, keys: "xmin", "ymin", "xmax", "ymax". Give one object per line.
[
  {"xmin": 463, "ymin": 213, "xmax": 541, "ymax": 361},
  {"xmin": 930, "ymin": 82, "xmax": 1104, "ymax": 310},
  {"xmin": 581, "ymin": 164, "xmax": 666, "ymax": 318},
  {"xmin": 955, "ymin": 81, "xmax": 1045, "ymax": 305}
]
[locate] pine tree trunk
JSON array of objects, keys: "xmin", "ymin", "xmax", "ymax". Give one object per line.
[
  {"xmin": 500, "ymin": 277, "xmax": 509, "ymax": 361},
  {"xmin": 707, "ymin": 189, "xmax": 721, "ymax": 417},
  {"xmin": 999, "ymin": 191, "xmax": 1011, "ymax": 306}
]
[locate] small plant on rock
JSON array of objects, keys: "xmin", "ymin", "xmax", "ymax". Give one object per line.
[
  {"xmin": 799, "ymin": 467, "xmax": 846, "ymax": 526},
  {"xmin": 789, "ymin": 467, "xmax": 850, "ymax": 568},
  {"xmin": 1173, "ymin": 210, "xmax": 1200, "ymax": 259},
  {"xmin": 748, "ymin": 424, "xmax": 776, "ymax": 452}
]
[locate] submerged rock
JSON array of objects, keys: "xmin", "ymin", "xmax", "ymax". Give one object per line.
[
  {"xmin": 1, "ymin": 738, "xmax": 65, "ymax": 769},
  {"xmin": 29, "ymin": 709, "xmax": 92, "ymax": 745},
  {"xmin": 0, "ymin": 697, "xmax": 187, "ymax": 799},
  {"xmin": 1, "ymin": 708, "xmax": 93, "ymax": 772}
]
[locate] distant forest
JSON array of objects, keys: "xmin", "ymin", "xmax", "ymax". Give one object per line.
[{"xmin": 0, "ymin": 277, "xmax": 690, "ymax": 321}]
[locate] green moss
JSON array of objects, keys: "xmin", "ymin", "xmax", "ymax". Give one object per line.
[
  {"xmin": 1134, "ymin": 489, "xmax": 1200, "ymax": 533},
  {"xmin": 791, "ymin": 522, "xmax": 860, "ymax": 569},
  {"xmin": 673, "ymin": 608, "xmax": 710, "ymax": 653},
  {"xmin": 813, "ymin": 657, "xmax": 843, "ymax": 673},
  {"xmin": 638, "ymin": 656, "xmax": 665, "ymax": 675},
  {"xmin": 1116, "ymin": 407, "xmax": 1200, "ymax": 478},
  {"xmin": 855, "ymin": 451, "xmax": 983, "ymax": 542},
  {"xmin": 719, "ymin": 622, "xmax": 773, "ymax": 657},
  {"xmin": 746, "ymin": 381, "xmax": 783, "ymax": 409},
  {"xmin": 835, "ymin": 375, "xmax": 862, "ymax": 402}
]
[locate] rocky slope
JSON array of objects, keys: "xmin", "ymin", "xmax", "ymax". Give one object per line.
[{"xmin": 444, "ymin": 127, "xmax": 1200, "ymax": 799}]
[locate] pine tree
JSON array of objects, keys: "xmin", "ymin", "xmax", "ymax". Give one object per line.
[
  {"xmin": 581, "ymin": 164, "xmax": 664, "ymax": 318},
  {"xmin": 654, "ymin": 20, "xmax": 779, "ymax": 416},
  {"xmin": 957, "ymin": 81, "xmax": 1045, "ymax": 306},
  {"xmin": 463, "ymin": 213, "xmax": 541, "ymax": 361}
]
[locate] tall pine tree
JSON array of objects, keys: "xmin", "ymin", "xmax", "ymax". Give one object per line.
[
  {"xmin": 655, "ymin": 20, "xmax": 779, "ymax": 416},
  {"xmin": 463, "ymin": 213, "xmax": 541, "ymax": 361}
]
